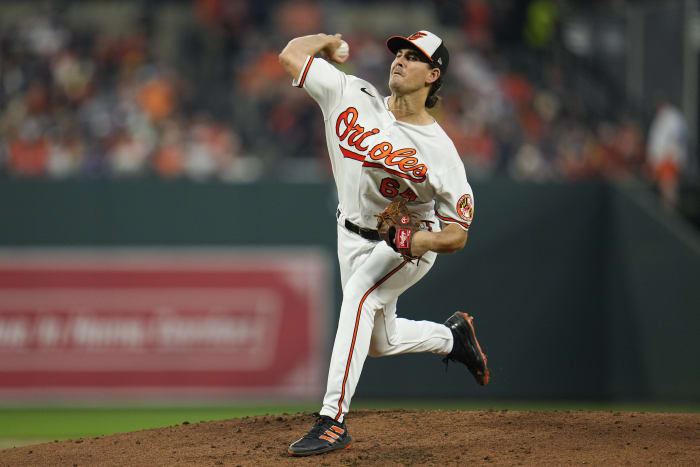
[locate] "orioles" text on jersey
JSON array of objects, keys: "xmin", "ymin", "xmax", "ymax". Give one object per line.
[{"xmin": 336, "ymin": 106, "xmax": 428, "ymax": 183}]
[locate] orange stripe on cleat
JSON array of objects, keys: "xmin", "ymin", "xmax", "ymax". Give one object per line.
[
  {"xmin": 461, "ymin": 312, "xmax": 491, "ymax": 385},
  {"xmin": 319, "ymin": 435, "xmax": 336, "ymax": 443},
  {"xmin": 331, "ymin": 425, "xmax": 345, "ymax": 434},
  {"xmin": 324, "ymin": 430, "xmax": 340, "ymax": 439}
]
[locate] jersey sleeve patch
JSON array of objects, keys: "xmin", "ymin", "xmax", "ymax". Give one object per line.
[{"xmin": 457, "ymin": 194, "xmax": 474, "ymax": 222}]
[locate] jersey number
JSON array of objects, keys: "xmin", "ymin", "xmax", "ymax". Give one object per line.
[{"xmin": 379, "ymin": 177, "xmax": 417, "ymax": 202}]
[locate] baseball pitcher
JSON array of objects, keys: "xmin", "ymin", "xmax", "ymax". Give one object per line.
[{"xmin": 279, "ymin": 30, "xmax": 490, "ymax": 457}]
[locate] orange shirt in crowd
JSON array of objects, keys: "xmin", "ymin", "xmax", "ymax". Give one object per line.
[{"xmin": 9, "ymin": 138, "xmax": 49, "ymax": 177}]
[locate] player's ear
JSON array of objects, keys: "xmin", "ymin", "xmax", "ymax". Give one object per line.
[{"xmin": 426, "ymin": 68, "xmax": 440, "ymax": 85}]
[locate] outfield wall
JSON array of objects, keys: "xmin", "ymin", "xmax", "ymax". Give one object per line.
[{"xmin": 1, "ymin": 178, "xmax": 698, "ymax": 401}]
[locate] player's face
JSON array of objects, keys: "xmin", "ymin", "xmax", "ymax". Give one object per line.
[{"xmin": 389, "ymin": 48, "xmax": 436, "ymax": 95}]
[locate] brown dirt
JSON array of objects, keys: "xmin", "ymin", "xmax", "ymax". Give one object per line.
[{"xmin": 1, "ymin": 409, "xmax": 698, "ymax": 466}]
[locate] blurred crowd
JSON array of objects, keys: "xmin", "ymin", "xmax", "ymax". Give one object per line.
[
  {"xmin": 0, "ymin": 5, "xmax": 259, "ymax": 182},
  {"xmin": 0, "ymin": 0, "xmax": 693, "ymax": 193}
]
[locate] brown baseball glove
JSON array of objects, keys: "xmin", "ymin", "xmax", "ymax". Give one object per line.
[{"xmin": 375, "ymin": 199, "xmax": 423, "ymax": 263}]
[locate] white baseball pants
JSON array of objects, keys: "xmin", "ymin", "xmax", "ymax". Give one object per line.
[{"xmin": 319, "ymin": 220, "xmax": 454, "ymax": 422}]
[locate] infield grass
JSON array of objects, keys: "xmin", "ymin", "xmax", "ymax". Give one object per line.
[{"xmin": 1, "ymin": 399, "xmax": 698, "ymax": 449}]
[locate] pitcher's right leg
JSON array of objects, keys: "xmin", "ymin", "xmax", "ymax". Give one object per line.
[{"xmin": 320, "ymin": 257, "xmax": 409, "ymax": 423}]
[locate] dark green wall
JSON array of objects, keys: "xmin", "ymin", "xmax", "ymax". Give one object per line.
[
  {"xmin": 606, "ymin": 184, "xmax": 700, "ymax": 400},
  {"xmin": 0, "ymin": 179, "xmax": 339, "ymax": 245},
  {"xmin": 1, "ymin": 178, "xmax": 698, "ymax": 401}
]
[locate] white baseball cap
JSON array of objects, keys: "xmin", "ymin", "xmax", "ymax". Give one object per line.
[{"xmin": 386, "ymin": 30, "xmax": 450, "ymax": 74}]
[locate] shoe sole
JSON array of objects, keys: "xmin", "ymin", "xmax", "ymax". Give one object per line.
[
  {"xmin": 287, "ymin": 440, "xmax": 352, "ymax": 457},
  {"xmin": 457, "ymin": 312, "xmax": 491, "ymax": 386}
]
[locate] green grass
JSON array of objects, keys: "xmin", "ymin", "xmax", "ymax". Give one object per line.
[
  {"xmin": 1, "ymin": 399, "xmax": 698, "ymax": 447},
  {"xmin": 0, "ymin": 404, "xmax": 316, "ymax": 441}
]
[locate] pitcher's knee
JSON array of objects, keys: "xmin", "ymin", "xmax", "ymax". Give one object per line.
[
  {"xmin": 367, "ymin": 344, "xmax": 383, "ymax": 358},
  {"xmin": 368, "ymin": 336, "xmax": 392, "ymax": 358}
]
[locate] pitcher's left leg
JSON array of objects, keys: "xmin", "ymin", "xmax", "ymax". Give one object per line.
[{"xmin": 369, "ymin": 301, "xmax": 453, "ymax": 357}]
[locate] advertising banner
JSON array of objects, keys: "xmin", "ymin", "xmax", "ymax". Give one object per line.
[{"xmin": 0, "ymin": 249, "xmax": 330, "ymax": 400}]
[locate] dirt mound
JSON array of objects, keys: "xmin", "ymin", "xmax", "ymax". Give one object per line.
[{"xmin": 1, "ymin": 409, "xmax": 698, "ymax": 466}]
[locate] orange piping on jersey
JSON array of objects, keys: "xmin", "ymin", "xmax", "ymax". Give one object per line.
[
  {"xmin": 435, "ymin": 210, "xmax": 471, "ymax": 230},
  {"xmin": 296, "ymin": 56, "xmax": 314, "ymax": 88},
  {"xmin": 335, "ymin": 260, "xmax": 409, "ymax": 421}
]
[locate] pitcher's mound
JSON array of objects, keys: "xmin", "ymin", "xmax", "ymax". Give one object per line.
[{"xmin": 1, "ymin": 409, "xmax": 698, "ymax": 466}]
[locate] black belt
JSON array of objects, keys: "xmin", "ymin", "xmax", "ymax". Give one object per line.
[{"xmin": 337, "ymin": 209, "xmax": 381, "ymax": 241}]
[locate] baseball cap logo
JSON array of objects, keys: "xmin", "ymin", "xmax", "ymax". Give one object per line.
[{"xmin": 407, "ymin": 32, "xmax": 428, "ymax": 41}]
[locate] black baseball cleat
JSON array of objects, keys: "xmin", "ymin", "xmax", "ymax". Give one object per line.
[
  {"xmin": 288, "ymin": 413, "xmax": 352, "ymax": 457},
  {"xmin": 443, "ymin": 311, "xmax": 491, "ymax": 386}
]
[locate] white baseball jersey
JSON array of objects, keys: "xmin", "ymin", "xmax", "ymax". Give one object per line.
[
  {"xmin": 293, "ymin": 56, "xmax": 475, "ymax": 232},
  {"xmin": 291, "ymin": 55, "xmax": 473, "ymax": 424}
]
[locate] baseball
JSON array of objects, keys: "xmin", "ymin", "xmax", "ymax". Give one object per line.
[{"xmin": 336, "ymin": 40, "xmax": 349, "ymax": 59}]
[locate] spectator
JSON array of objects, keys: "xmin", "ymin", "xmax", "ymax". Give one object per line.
[
  {"xmin": 8, "ymin": 119, "xmax": 49, "ymax": 177},
  {"xmin": 646, "ymin": 100, "xmax": 688, "ymax": 210},
  {"xmin": 153, "ymin": 119, "xmax": 186, "ymax": 179}
]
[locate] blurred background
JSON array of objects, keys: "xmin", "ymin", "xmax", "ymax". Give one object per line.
[{"xmin": 1, "ymin": 0, "xmax": 699, "ymax": 446}]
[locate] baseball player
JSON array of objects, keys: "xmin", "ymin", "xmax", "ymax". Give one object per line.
[{"xmin": 279, "ymin": 30, "xmax": 490, "ymax": 457}]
